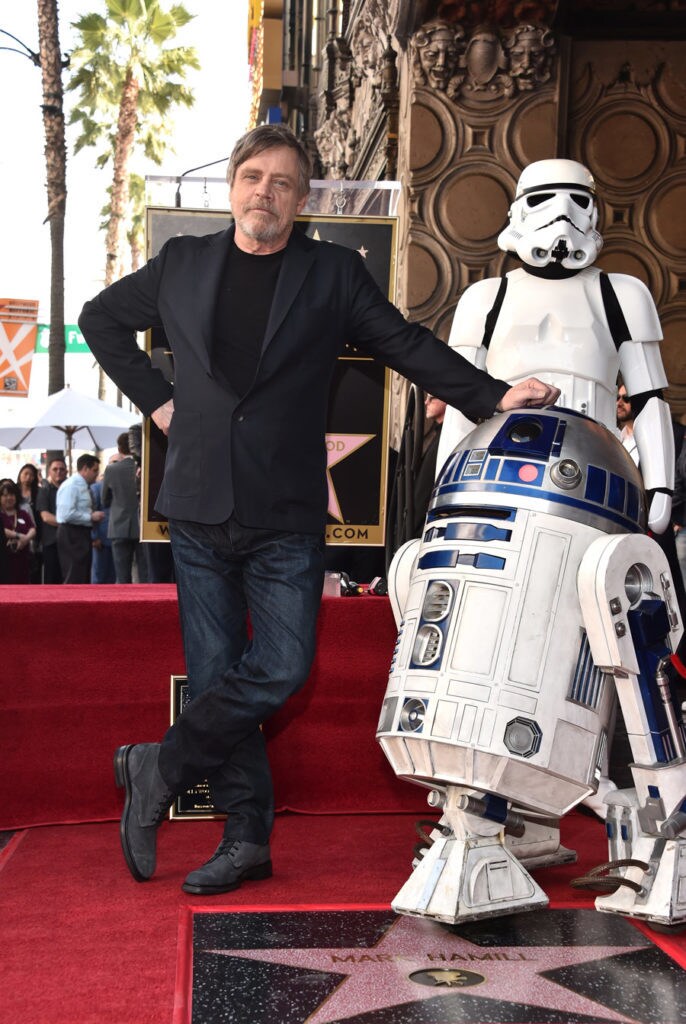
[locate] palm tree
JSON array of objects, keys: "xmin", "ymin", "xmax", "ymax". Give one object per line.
[
  {"xmin": 98, "ymin": 171, "xmax": 146, "ymax": 404},
  {"xmin": 98, "ymin": 172, "xmax": 146, "ymax": 278},
  {"xmin": 126, "ymin": 173, "xmax": 146, "ymax": 272},
  {"xmin": 67, "ymin": 0, "xmax": 198, "ymax": 396},
  {"xmin": 37, "ymin": 0, "xmax": 68, "ymax": 394}
]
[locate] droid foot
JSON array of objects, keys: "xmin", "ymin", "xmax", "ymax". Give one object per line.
[
  {"xmin": 593, "ymin": 834, "xmax": 686, "ymax": 929},
  {"xmin": 585, "ymin": 781, "xmax": 686, "ymax": 927},
  {"xmin": 393, "ymin": 829, "xmax": 548, "ymax": 925}
]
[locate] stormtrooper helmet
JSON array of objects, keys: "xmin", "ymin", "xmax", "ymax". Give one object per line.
[{"xmin": 498, "ymin": 159, "xmax": 603, "ymax": 269}]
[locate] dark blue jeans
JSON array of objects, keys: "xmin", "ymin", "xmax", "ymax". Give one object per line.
[
  {"xmin": 91, "ymin": 542, "xmax": 115, "ymax": 584},
  {"xmin": 159, "ymin": 516, "xmax": 325, "ymax": 844}
]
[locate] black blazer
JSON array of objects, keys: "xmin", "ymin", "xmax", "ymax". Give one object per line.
[{"xmin": 79, "ymin": 226, "xmax": 508, "ymax": 532}]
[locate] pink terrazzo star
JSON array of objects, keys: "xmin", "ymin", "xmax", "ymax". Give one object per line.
[{"xmin": 326, "ymin": 433, "xmax": 375, "ymax": 522}]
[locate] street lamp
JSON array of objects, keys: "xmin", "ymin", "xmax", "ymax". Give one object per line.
[
  {"xmin": 175, "ymin": 156, "xmax": 230, "ymax": 208},
  {"xmin": 0, "ymin": 28, "xmax": 40, "ymax": 65}
]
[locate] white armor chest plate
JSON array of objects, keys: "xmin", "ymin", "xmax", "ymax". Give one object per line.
[{"xmin": 486, "ymin": 267, "xmax": 618, "ymax": 429}]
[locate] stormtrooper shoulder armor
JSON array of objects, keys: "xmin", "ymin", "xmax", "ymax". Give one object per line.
[
  {"xmin": 448, "ymin": 277, "xmax": 504, "ymax": 355},
  {"xmin": 606, "ymin": 273, "xmax": 663, "ymax": 342}
]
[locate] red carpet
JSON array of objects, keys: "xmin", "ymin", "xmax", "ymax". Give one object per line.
[
  {"xmin": 6, "ymin": 810, "xmax": 680, "ymax": 1024},
  {"xmin": 2, "ymin": 588, "xmax": 685, "ymax": 1021},
  {"xmin": 0, "ymin": 814, "xmax": 428, "ymax": 1024},
  {"xmin": 0, "ymin": 587, "xmax": 423, "ymax": 830}
]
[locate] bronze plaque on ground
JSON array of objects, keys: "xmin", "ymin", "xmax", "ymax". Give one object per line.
[{"xmin": 169, "ymin": 675, "xmax": 222, "ymax": 821}]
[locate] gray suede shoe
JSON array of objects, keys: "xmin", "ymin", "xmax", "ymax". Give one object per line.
[
  {"xmin": 182, "ymin": 838, "xmax": 272, "ymax": 895},
  {"xmin": 113, "ymin": 743, "xmax": 174, "ymax": 882}
]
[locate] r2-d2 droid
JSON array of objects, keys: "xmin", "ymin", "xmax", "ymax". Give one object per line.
[
  {"xmin": 378, "ymin": 408, "xmax": 685, "ymax": 928},
  {"xmin": 378, "ymin": 160, "xmax": 686, "ymax": 930}
]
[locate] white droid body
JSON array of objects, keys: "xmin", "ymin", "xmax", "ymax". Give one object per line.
[{"xmin": 378, "ymin": 407, "xmax": 685, "ymax": 926}]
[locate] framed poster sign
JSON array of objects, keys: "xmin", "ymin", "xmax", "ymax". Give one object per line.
[{"xmin": 141, "ymin": 208, "xmax": 397, "ymax": 546}]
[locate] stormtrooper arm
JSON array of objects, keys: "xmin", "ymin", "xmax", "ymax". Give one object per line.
[
  {"xmin": 613, "ymin": 273, "xmax": 673, "ymax": 533},
  {"xmin": 632, "ymin": 397, "xmax": 674, "ymax": 533},
  {"xmin": 436, "ymin": 279, "xmax": 502, "ymax": 474}
]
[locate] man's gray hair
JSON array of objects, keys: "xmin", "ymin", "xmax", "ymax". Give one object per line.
[{"xmin": 227, "ymin": 124, "xmax": 312, "ymax": 198}]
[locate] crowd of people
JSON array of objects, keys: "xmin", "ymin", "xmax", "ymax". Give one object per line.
[
  {"xmin": 0, "ymin": 433, "xmax": 174, "ymax": 586},
  {"xmin": 2, "ymin": 395, "xmax": 686, "ymax": 589}
]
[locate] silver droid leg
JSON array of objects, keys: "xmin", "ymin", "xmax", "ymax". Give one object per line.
[
  {"xmin": 579, "ymin": 532, "xmax": 686, "ymax": 928},
  {"xmin": 392, "ymin": 785, "xmax": 548, "ymax": 925}
]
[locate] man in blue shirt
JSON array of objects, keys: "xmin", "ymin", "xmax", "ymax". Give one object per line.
[{"xmin": 56, "ymin": 454, "xmax": 105, "ymax": 584}]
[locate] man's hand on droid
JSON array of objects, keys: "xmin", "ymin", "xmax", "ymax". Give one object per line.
[
  {"xmin": 497, "ymin": 377, "xmax": 561, "ymax": 413},
  {"xmin": 151, "ymin": 398, "xmax": 175, "ymax": 436},
  {"xmin": 648, "ymin": 491, "xmax": 672, "ymax": 535}
]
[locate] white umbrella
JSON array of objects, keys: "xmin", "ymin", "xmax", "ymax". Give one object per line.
[{"xmin": 0, "ymin": 387, "xmax": 140, "ymax": 472}]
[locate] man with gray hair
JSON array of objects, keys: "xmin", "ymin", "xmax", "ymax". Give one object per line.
[{"xmin": 79, "ymin": 123, "xmax": 558, "ymax": 896}]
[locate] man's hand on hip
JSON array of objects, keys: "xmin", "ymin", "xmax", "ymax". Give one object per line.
[{"xmin": 152, "ymin": 399, "xmax": 175, "ymax": 436}]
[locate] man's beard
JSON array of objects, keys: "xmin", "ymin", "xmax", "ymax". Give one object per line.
[{"xmin": 235, "ymin": 209, "xmax": 282, "ymax": 243}]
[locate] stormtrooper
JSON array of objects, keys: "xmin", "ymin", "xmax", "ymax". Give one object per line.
[
  {"xmin": 377, "ymin": 159, "xmax": 686, "ymax": 930},
  {"xmin": 436, "ymin": 157, "xmax": 674, "ymax": 521}
]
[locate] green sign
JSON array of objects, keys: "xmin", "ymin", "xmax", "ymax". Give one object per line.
[{"xmin": 36, "ymin": 324, "xmax": 91, "ymax": 354}]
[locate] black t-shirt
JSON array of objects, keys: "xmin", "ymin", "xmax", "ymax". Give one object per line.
[{"xmin": 212, "ymin": 242, "xmax": 284, "ymax": 397}]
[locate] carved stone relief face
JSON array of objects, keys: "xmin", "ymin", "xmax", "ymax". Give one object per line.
[
  {"xmin": 465, "ymin": 27, "xmax": 505, "ymax": 87},
  {"xmin": 413, "ymin": 22, "xmax": 464, "ymax": 92},
  {"xmin": 352, "ymin": 17, "xmax": 383, "ymax": 82},
  {"xmin": 335, "ymin": 91, "xmax": 349, "ymax": 114},
  {"xmin": 508, "ymin": 24, "xmax": 554, "ymax": 89}
]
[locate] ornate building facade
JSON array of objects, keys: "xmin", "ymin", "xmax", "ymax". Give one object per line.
[{"xmin": 250, "ymin": 1, "xmax": 686, "ymax": 427}]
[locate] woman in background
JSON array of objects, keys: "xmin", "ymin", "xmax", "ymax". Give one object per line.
[
  {"xmin": 17, "ymin": 463, "xmax": 42, "ymax": 583},
  {"xmin": 1, "ymin": 480, "xmax": 36, "ymax": 585}
]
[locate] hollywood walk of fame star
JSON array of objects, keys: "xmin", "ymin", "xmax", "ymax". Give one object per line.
[
  {"xmin": 199, "ymin": 913, "xmax": 651, "ymax": 1024},
  {"xmin": 416, "ymin": 967, "xmax": 484, "ymax": 987},
  {"xmin": 326, "ymin": 433, "xmax": 375, "ymax": 522}
]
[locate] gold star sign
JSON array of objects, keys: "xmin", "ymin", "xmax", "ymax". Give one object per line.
[{"xmin": 326, "ymin": 433, "xmax": 375, "ymax": 522}]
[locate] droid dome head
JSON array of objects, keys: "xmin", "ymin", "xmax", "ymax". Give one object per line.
[
  {"xmin": 430, "ymin": 406, "xmax": 647, "ymax": 536},
  {"xmin": 497, "ymin": 159, "xmax": 603, "ymax": 270}
]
